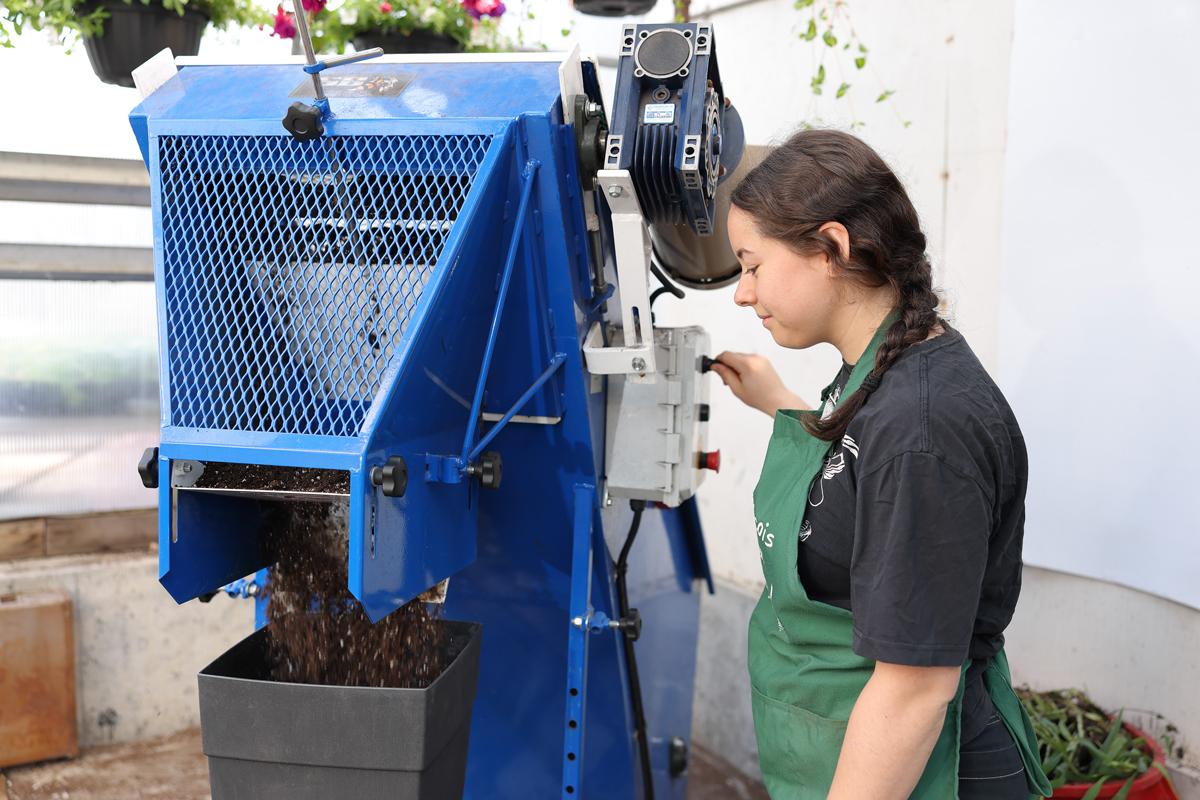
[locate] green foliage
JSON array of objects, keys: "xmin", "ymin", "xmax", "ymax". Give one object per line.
[
  {"xmin": 794, "ymin": 0, "xmax": 900, "ymax": 128},
  {"xmin": 1018, "ymin": 688, "xmax": 1164, "ymax": 797},
  {"xmin": 322, "ymin": 0, "xmax": 474, "ymax": 51},
  {"xmin": 0, "ymin": 0, "xmax": 266, "ymax": 45}
]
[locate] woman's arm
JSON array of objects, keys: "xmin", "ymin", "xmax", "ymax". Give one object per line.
[
  {"xmin": 710, "ymin": 351, "xmax": 808, "ymax": 416},
  {"xmin": 827, "ymin": 661, "xmax": 961, "ymax": 800}
]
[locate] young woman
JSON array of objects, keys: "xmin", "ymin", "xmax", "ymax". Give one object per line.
[{"xmin": 709, "ymin": 129, "xmax": 1052, "ymax": 800}]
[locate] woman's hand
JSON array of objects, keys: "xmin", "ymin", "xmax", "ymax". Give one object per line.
[{"xmin": 710, "ymin": 351, "xmax": 808, "ymax": 417}]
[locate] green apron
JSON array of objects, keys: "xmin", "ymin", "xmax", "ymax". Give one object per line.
[{"xmin": 747, "ymin": 316, "xmax": 1052, "ymax": 799}]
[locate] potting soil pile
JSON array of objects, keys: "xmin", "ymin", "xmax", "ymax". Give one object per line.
[{"xmin": 264, "ymin": 501, "xmax": 448, "ymax": 689}]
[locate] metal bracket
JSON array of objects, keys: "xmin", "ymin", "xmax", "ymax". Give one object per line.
[{"xmin": 582, "ymin": 168, "xmax": 657, "ymax": 382}]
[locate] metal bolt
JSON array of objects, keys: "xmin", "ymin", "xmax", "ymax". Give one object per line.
[
  {"xmin": 608, "ymin": 185, "xmax": 623, "ymax": 198},
  {"xmin": 586, "ymin": 101, "xmax": 602, "ymax": 118},
  {"xmin": 631, "ymin": 357, "xmax": 646, "ymax": 371},
  {"xmin": 182, "ymin": 463, "xmax": 192, "ymax": 473},
  {"xmin": 572, "ymin": 616, "xmax": 584, "ymax": 628}
]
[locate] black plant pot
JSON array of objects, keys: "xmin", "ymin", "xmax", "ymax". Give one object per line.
[
  {"xmin": 572, "ymin": 0, "xmax": 656, "ymax": 16},
  {"xmin": 353, "ymin": 29, "xmax": 464, "ymax": 54},
  {"xmin": 79, "ymin": 0, "xmax": 208, "ymax": 88},
  {"xmin": 198, "ymin": 620, "xmax": 482, "ymax": 800}
]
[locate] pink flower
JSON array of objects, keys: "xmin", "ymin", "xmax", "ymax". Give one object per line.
[
  {"xmin": 379, "ymin": 1, "xmax": 392, "ymax": 11},
  {"xmin": 462, "ymin": 0, "xmax": 504, "ymax": 18},
  {"xmin": 271, "ymin": 4, "xmax": 296, "ymax": 38},
  {"xmin": 301, "ymin": 0, "xmax": 327, "ymax": 12}
]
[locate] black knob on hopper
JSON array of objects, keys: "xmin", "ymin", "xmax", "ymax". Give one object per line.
[
  {"xmin": 370, "ymin": 456, "xmax": 408, "ymax": 497},
  {"xmin": 137, "ymin": 446, "xmax": 159, "ymax": 489},
  {"xmin": 283, "ymin": 102, "xmax": 324, "ymax": 141}
]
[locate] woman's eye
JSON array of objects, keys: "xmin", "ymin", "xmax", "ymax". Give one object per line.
[{"xmin": 745, "ymin": 266, "xmax": 758, "ymax": 276}]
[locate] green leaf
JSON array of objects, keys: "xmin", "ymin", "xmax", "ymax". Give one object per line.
[
  {"xmin": 836, "ymin": 82, "xmax": 850, "ymax": 98},
  {"xmin": 561, "ymin": 28, "xmax": 570, "ymax": 36},
  {"xmin": 802, "ymin": 18, "xmax": 817, "ymax": 41},
  {"xmin": 822, "ymin": 28, "xmax": 837, "ymax": 47},
  {"xmin": 793, "ymin": 0, "xmax": 814, "ymax": 7},
  {"xmin": 876, "ymin": 89, "xmax": 895, "ymax": 103},
  {"xmin": 1112, "ymin": 776, "xmax": 1136, "ymax": 800},
  {"xmin": 1081, "ymin": 780, "xmax": 1106, "ymax": 800},
  {"xmin": 859, "ymin": 42, "xmax": 868, "ymax": 53},
  {"xmin": 810, "ymin": 65, "xmax": 826, "ymax": 94},
  {"xmin": 854, "ymin": 56, "xmax": 866, "ymax": 69},
  {"xmin": 903, "ymin": 120, "xmax": 913, "ymax": 128}
]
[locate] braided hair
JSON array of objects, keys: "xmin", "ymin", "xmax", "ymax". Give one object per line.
[{"xmin": 730, "ymin": 129, "xmax": 941, "ymax": 442}]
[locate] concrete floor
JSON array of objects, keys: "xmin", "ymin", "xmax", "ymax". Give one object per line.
[{"xmin": 1, "ymin": 728, "xmax": 768, "ymax": 800}]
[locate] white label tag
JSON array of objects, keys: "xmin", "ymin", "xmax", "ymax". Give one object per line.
[{"xmin": 643, "ymin": 104, "xmax": 675, "ymax": 124}]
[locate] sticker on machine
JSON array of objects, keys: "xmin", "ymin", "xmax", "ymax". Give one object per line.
[
  {"xmin": 291, "ymin": 72, "xmax": 414, "ymax": 97},
  {"xmin": 642, "ymin": 104, "xmax": 676, "ymax": 124}
]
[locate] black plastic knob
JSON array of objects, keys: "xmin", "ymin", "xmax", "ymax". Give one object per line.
[
  {"xmin": 137, "ymin": 446, "xmax": 159, "ymax": 489},
  {"xmin": 697, "ymin": 403, "xmax": 710, "ymax": 422},
  {"xmin": 370, "ymin": 456, "xmax": 408, "ymax": 498},
  {"xmin": 283, "ymin": 101, "xmax": 324, "ymax": 141},
  {"xmin": 477, "ymin": 451, "xmax": 503, "ymax": 490},
  {"xmin": 618, "ymin": 608, "xmax": 642, "ymax": 642},
  {"xmin": 700, "ymin": 355, "xmax": 716, "ymax": 373}
]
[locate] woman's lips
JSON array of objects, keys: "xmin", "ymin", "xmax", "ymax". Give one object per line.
[{"xmin": 760, "ymin": 315, "xmax": 772, "ymax": 327}]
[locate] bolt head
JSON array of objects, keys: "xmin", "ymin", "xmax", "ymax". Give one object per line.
[
  {"xmin": 631, "ymin": 356, "xmax": 646, "ymax": 371},
  {"xmin": 608, "ymin": 185, "xmax": 623, "ymax": 198}
]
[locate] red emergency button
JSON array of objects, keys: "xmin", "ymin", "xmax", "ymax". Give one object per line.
[{"xmin": 698, "ymin": 451, "xmax": 721, "ymax": 472}]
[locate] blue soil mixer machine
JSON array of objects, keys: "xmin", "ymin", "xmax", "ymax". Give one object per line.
[{"xmin": 130, "ymin": 21, "xmax": 747, "ymax": 799}]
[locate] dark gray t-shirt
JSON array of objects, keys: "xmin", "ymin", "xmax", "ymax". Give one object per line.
[{"xmin": 798, "ymin": 326, "xmax": 1027, "ymax": 739}]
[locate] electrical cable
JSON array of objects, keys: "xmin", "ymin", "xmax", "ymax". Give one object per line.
[
  {"xmin": 649, "ymin": 257, "xmax": 685, "ymax": 311},
  {"xmin": 615, "ymin": 499, "xmax": 654, "ymax": 800}
]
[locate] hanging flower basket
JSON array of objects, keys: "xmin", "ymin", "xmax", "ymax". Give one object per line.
[{"xmin": 78, "ymin": 0, "xmax": 207, "ymax": 87}]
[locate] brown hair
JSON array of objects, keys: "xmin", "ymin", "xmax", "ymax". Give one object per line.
[{"xmin": 730, "ymin": 129, "xmax": 941, "ymax": 441}]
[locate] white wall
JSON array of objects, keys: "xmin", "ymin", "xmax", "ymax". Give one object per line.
[{"xmin": 999, "ymin": 0, "xmax": 1200, "ymax": 611}]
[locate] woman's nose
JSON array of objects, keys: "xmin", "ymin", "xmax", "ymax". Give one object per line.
[{"xmin": 733, "ymin": 274, "xmax": 755, "ymax": 307}]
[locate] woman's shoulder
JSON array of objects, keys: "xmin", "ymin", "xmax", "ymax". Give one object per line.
[{"xmin": 849, "ymin": 327, "xmax": 1023, "ymax": 484}]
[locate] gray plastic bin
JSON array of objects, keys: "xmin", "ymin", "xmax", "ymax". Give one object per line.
[{"xmin": 197, "ymin": 620, "xmax": 481, "ymax": 800}]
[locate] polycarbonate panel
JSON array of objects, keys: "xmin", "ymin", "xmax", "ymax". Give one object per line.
[
  {"xmin": 0, "ymin": 280, "xmax": 158, "ymax": 520},
  {"xmin": 156, "ymin": 133, "xmax": 492, "ymax": 437}
]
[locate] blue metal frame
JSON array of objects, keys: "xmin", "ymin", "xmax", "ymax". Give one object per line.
[{"xmin": 132, "ymin": 58, "xmax": 711, "ymax": 799}]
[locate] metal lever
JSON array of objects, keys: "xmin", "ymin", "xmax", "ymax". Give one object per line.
[{"xmin": 283, "ymin": 0, "xmax": 383, "ymax": 140}]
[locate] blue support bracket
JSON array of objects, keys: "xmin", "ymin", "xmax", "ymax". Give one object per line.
[
  {"xmin": 468, "ymin": 352, "xmax": 566, "ymax": 462},
  {"xmin": 425, "ymin": 161, "xmax": 554, "ymax": 487},
  {"xmin": 563, "ymin": 483, "xmax": 596, "ymax": 798},
  {"xmin": 461, "ymin": 161, "xmax": 540, "ymax": 461}
]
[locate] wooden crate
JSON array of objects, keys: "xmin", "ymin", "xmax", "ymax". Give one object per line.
[{"xmin": 0, "ymin": 590, "xmax": 78, "ymax": 768}]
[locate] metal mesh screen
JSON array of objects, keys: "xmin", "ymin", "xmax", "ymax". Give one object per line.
[{"xmin": 156, "ymin": 133, "xmax": 492, "ymax": 437}]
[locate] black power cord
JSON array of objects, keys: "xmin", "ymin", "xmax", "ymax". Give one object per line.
[
  {"xmin": 648, "ymin": 252, "xmax": 685, "ymax": 311},
  {"xmin": 615, "ymin": 499, "xmax": 654, "ymax": 800}
]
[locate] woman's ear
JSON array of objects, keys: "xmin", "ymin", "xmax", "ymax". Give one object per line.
[{"xmin": 818, "ymin": 221, "xmax": 851, "ymax": 263}]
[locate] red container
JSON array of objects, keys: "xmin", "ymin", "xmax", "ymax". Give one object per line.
[{"xmin": 1050, "ymin": 723, "xmax": 1178, "ymax": 800}]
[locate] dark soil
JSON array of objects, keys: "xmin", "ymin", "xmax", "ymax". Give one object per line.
[
  {"xmin": 195, "ymin": 462, "xmax": 349, "ymax": 494},
  {"xmin": 262, "ymin": 502, "xmax": 448, "ymax": 689}
]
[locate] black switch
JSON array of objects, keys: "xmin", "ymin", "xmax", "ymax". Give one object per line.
[{"xmin": 697, "ymin": 404, "xmax": 710, "ymax": 422}]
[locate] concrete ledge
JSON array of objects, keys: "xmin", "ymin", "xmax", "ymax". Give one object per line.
[{"xmin": 0, "ymin": 552, "xmax": 252, "ymax": 749}]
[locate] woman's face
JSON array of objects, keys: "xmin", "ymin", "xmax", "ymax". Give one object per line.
[{"xmin": 727, "ymin": 205, "xmax": 841, "ymax": 349}]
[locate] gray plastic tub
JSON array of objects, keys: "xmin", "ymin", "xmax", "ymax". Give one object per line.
[{"xmin": 198, "ymin": 620, "xmax": 481, "ymax": 800}]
